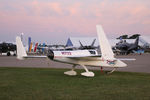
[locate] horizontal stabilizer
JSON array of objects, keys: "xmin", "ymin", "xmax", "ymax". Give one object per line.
[{"xmin": 118, "ymin": 58, "xmax": 136, "ymax": 61}]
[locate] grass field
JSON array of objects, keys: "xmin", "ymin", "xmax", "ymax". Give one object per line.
[{"xmin": 0, "ymin": 67, "xmax": 150, "ymax": 100}]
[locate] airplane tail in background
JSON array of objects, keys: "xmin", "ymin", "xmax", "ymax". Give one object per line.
[
  {"xmin": 134, "ymin": 36, "xmax": 139, "ymax": 46},
  {"xmin": 79, "ymin": 40, "xmax": 84, "ymax": 47},
  {"xmin": 16, "ymin": 36, "xmax": 27, "ymax": 60},
  {"xmin": 96, "ymin": 25, "xmax": 115, "ymax": 60},
  {"xmin": 29, "ymin": 42, "xmax": 33, "ymax": 52},
  {"xmin": 91, "ymin": 39, "xmax": 96, "ymax": 47},
  {"xmin": 34, "ymin": 43, "xmax": 38, "ymax": 52}
]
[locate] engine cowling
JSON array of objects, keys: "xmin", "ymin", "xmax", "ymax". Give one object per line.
[{"xmin": 47, "ymin": 49, "xmax": 54, "ymax": 60}]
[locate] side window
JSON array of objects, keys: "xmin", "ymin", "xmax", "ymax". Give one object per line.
[{"xmin": 89, "ymin": 51, "xmax": 96, "ymax": 54}]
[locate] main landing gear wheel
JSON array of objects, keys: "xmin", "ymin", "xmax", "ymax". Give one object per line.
[
  {"xmin": 80, "ymin": 64, "xmax": 95, "ymax": 77},
  {"xmin": 81, "ymin": 72, "xmax": 95, "ymax": 77},
  {"xmin": 64, "ymin": 65, "xmax": 77, "ymax": 76}
]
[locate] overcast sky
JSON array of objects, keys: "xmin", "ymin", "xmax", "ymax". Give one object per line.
[{"xmin": 0, "ymin": 0, "xmax": 150, "ymax": 44}]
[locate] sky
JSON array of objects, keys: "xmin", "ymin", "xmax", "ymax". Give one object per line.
[{"xmin": 0, "ymin": 0, "xmax": 150, "ymax": 44}]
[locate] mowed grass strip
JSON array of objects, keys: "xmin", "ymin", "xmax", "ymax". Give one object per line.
[{"xmin": 0, "ymin": 67, "xmax": 150, "ymax": 100}]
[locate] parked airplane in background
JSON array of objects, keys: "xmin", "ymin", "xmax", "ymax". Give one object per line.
[
  {"xmin": 79, "ymin": 39, "xmax": 97, "ymax": 50},
  {"xmin": 0, "ymin": 42, "xmax": 16, "ymax": 56},
  {"xmin": 16, "ymin": 25, "xmax": 135, "ymax": 77},
  {"xmin": 114, "ymin": 37, "xmax": 140, "ymax": 55}
]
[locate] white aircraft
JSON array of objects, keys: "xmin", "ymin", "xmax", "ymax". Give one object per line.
[{"xmin": 16, "ymin": 25, "xmax": 135, "ymax": 77}]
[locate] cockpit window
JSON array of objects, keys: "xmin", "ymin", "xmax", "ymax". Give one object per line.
[{"xmin": 89, "ymin": 51, "xmax": 96, "ymax": 54}]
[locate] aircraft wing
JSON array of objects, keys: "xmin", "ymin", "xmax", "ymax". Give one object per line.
[
  {"xmin": 66, "ymin": 55, "xmax": 101, "ymax": 61},
  {"xmin": 118, "ymin": 58, "xmax": 136, "ymax": 61},
  {"xmin": 67, "ymin": 56, "xmax": 135, "ymax": 61},
  {"xmin": 24, "ymin": 55, "xmax": 47, "ymax": 58}
]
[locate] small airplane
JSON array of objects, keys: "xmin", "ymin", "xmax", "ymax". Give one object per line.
[{"xmin": 16, "ymin": 25, "xmax": 135, "ymax": 77}]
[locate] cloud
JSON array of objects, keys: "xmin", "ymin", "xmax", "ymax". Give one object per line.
[{"xmin": 0, "ymin": 0, "xmax": 150, "ymax": 43}]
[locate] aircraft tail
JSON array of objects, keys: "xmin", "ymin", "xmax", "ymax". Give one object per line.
[
  {"xmin": 16, "ymin": 36, "xmax": 27, "ymax": 60},
  {"xmin": 134, "ymin": 36, "xmax": 139, "ymax": 46},
  {"xmin": 34, "ymin": 43, "xmax": 38, "ymax": 52},
  {"xmin": 79, "ymin": 40, "xmax": 84, "ymax": 47},
  {"xmin": 96, "ymin": 25, "xmax": 115, "ymax": 60},
  {"xmin": 91, "ymin": 39, "xmax": 96, "ymax": 47},
  {"xmin": 96, "ymin": 25, "xmax": 127, "ymax": 67}
]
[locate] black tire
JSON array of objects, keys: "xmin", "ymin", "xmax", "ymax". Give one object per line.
[
  {"xmin": 7, "ymin": 52, "xmax": 11, "ymax": 56},
  {"xmin": 13, "ymin": 53, "xmax": 16, "ymax": 56}
]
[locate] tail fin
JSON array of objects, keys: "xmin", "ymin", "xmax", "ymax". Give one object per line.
[
  {"xmin": 134, "ymin": 36, "xmax": 139, "ymax": 46},
  {"xmin": 29, "ymin": 42, "xmax": 33, "ymax": 52},
  {"xmin": 96, "ymin": 25, "xmax": 115, "ymax": 60},
  {"xmin": 79, "ymin": 40, "xmax": 84, "ymax": 48},
  {"xmin": 16, "ymin": 36, "xmax": 27, "ymax": 60},
  {"xmin": 91, "ymin": 39, "xmax": 96, "ymax": 47},
  {"xmin": 34, "ymin": 43, "xmax": 38, "ymax": 52}
]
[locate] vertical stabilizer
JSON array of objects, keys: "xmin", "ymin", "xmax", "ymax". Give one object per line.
[
  {"xmin": 134, "ymin": 36, "xmax": 139, "ymax": 46},
  {"xmin": 96, "ymin": 25, "xmax": 115, "ymax": 60},
  {"xmin": 34, "ymin": 43, "xmax": 38, "ymax": 52},
  {"xmin": 29, "ymin": 42, "xmax": 33, "ymax": 52},
  {"xmin": 79, "ymin": 40, "xmax": 84, "ymax": 47},
  {"xmin": 16, "ymin": 36, "xmax": 27, "ymax": 60},
  {"xmin": 91, "ymin": 39, "xmax": 96, "ymax": 47}
]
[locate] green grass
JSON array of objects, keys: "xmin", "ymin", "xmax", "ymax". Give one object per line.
[{"xmin": 0, "ymin": 67, "xmax": 150, "ymax": 100}]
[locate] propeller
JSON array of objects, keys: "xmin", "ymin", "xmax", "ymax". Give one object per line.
[
  {"xmin": 47, "ymin": 49, "xmax": 54, "ymax": 60},
  {"xmin": 46, "ymin": 49, "xmax": 54, "ymax": 66}
]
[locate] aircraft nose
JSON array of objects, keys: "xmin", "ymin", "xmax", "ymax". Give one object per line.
[{"xmin": 47, "ymin": 49, "xmax": 54, "ymax": 60}]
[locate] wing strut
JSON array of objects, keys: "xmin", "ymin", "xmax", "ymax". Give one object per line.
[{"xmin": 107, "ymin": 68, "xmax": 117, "ymax": 74}]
